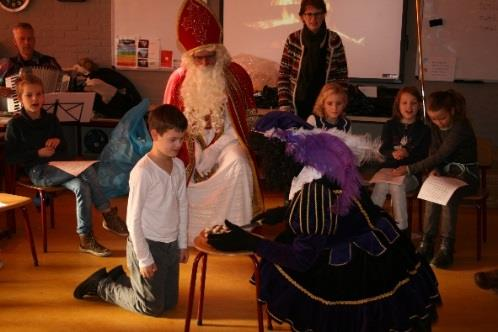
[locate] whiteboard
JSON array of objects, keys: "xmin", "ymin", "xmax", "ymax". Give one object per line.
[
  {"xmin": 223, "ymin": 0, "xmax": 407, "ymax": 82},
  {"xmin": 111, "ymin": 0, "xmax": 184, "ymax": 70},
  {"xmin": 421, "ymin": 0, "xmax": 498, "ymax": 81}
]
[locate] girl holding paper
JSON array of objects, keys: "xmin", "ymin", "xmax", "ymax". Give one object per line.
[
  {"xmin": 371, "ymin": 86, "xmax": 430, "ymax": 236},
  {"xmin": 393, "ymin": 89, "xmax": 479, "ymax": 268}
]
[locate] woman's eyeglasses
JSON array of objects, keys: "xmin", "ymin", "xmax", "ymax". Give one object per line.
[{"xmin": 302, "ymin": 12, "xmax": 324, "ymax": 19}]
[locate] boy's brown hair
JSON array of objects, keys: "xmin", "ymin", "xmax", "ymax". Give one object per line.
[
  {"xmin": 148, "ymin": 104, "xmax": 188, "ymax": 135},
  {"xmin": 16, "ymin": 73, "xmax": 44, "ymax": 96}
]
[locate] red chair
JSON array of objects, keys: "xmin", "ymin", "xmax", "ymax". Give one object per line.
[{"xmin": 461, "ymin": 137, "xmax": 493, "ymax": 260}]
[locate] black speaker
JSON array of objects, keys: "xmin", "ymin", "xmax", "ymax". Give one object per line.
[
  {"xmin": 80, "ymin": 126, "xmax": 114, "ymax": 158},
  {"xmin": 84, "ymin": 129, "xmax": 109, "ymax": 154}
]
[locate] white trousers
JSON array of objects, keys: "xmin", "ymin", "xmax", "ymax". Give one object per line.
[
  {"xmin": 371, "ymin": 174, "xmax": 419, "ymax": 230},
  {"xmin": 187, "ymin": 142, "xmax": 254, "ymax": 245}
]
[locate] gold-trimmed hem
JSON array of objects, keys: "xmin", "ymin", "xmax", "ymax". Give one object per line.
[{"xmin": 274, "ymin": 262, "xmax": 423, "ymax": 306}]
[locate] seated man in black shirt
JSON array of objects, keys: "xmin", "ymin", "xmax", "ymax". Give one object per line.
[{"xmin": 75, "ymin": 58, "xmax": 142, "ymax": 118}]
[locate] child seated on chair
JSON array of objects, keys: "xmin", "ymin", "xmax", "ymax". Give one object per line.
[
  {"xmin": 5, "ymin": 73, "xmax": 128, "ymax": 257},
  {"xmin": 370, "ymin": 86, "xmax": 430, "ymax": 236},
  {"xmin": 306, "ymin": 82, "xmax": 352, "ymax": 132},
  {"xmin": 393, "ymin": 89, "xmax": 479, "ymax": 268},
  {"xmin": 74, "ymin": 104, "xmax": 189, "ymax": 317}
]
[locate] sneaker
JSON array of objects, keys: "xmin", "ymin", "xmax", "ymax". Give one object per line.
[
  {"xmin": 73, "ymin": 267, "xmax": 108, "ymax": 299},
  {"xmin": 416, "ymin": 240, "xmax": 434, "ymax": 262},
  {"xmin": 430, "ymin": 249, "xmax": 453, "ymax": 269},
  {"xmin": 79, "ymin": 233, "xmax": 112, "ymax": 257},
  {"xmin": 474, "ymin": 269, "xmax": 498, "ymax": 290},
  {"xmin": 102, "ymin": 207, "xmax": 129, "ymax": 237}
]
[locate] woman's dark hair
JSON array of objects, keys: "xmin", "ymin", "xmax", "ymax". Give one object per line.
[
  {"xmin": 427, "ymin": 89, "xmax": 467, "ymax": 120},
  {"xmin": 248, "ymin": 132, "xmax": 302, "ymax": 194},
  {"xmin": 299, "ymin": 0, "xmax": 327, "ymax": 16}
]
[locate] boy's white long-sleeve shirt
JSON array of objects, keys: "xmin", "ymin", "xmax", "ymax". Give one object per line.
[{"xmin": 127, "ymin": 155, "xmax": 188, "ymax": 268}]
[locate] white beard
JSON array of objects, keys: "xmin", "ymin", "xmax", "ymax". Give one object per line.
[{"xmin": 181, "ymin": 61, "xmax": 227, "ymax": 136}]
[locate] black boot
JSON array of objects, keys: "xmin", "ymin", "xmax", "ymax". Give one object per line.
[
  {"xmin": 416, "ymin": 234, "xmax": 434, "ymax": 262},
  {"xmin": 400, "ymin": 228, "xmax": 412, "ymax": 241},
  {"xmin": 475, "ymin": 269, "xmax": 498, "ymax": 290},
  {"xmin": 108, "ymin": 265, "xmax": 125, "ymax": 281},
  {"xmin": 431, "ymin": 238, "xmax": 454, "ymax": 269},
  {"xmin": 74, "ymin": 267, "xmax": 108, "ymax": 299}
]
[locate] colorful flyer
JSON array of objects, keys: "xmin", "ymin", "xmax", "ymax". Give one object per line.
[{"xmin": 116, "ymin": 37, "xmax": 137, "ymax": 68}]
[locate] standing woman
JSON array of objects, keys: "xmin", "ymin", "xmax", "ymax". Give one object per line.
[{"xmin": 278, "ymin": 0, "xmax": 348, "ymax": 120}]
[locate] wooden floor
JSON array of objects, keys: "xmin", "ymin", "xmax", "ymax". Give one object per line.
[{"xmin": 1, "ymin": 189, "xmax": 498, "ymax": 332}]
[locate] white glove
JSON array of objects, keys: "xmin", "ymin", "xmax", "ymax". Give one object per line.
[
  {"xmin": 84, "ymin": 78, "xmax": 117, "ymax": 104},
  {"xmin": 196, "ymin": 125, "xmax": 237, "ymax": 176},
  {"xmin": 196, "ymin": 145, "xmax": 221, "ymax": 177}
]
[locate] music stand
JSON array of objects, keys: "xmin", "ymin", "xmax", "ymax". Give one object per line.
[
  {"xmin": 43, "ymin": 92, "xmax": 95, "ymax": 123},
  {"xmin": 43, "ymin": 92, "xmax": 96, "ymax": 155}
]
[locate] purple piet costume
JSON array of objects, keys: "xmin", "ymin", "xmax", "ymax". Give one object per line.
[{"xmin": 210, "ymin": 112, "xmax": 441, "ymax": 332}]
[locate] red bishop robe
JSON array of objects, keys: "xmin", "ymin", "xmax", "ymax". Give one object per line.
[{"xmin": 163, "ymin": 61, "xmax": 264, "ymax": 215}]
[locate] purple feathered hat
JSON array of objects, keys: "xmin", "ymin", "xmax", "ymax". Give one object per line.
[
  {"xmin": 254, "ymin": 111, "xmax": 363, "ymax": 215},
  {"xmin": 269, "ymin": 128, "xmax": 362, "ymax": 215}
]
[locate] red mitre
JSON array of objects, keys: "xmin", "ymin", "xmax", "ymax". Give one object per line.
[{"xmin": 177, "ymin": 0, "xmax": 222, "ymax": 53}]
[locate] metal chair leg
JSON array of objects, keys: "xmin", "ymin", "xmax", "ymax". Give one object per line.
[
  {"xmin": 20, "ymin": 206, "xmax": 38, "ymax": 266},
  {"xmin": 249, "ymin": 254, "xmax": 264, "ymax": 332},
  {"xmin": 197, "ymin": 254, "xmax": 208, "ymax": 326},
  {"xmin": 476, "ymin": 205, "xmax": 482, "ymax": 261},
  {"xmin": 185, "ymin": 251, "xmax": 206, "ymax": 332},
  {"xmin": 39, "ymin": 190, "xmax": 48, "ymax": 253}
]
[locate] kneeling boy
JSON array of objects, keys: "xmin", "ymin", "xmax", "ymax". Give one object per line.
[{"xmin": 74, "ymin": 104, "xmax": 189, "ymax": 316}]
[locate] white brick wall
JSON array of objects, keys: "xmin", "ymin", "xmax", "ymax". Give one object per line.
[
  {"xmin": 0, "ymin": 0, "xmax": 111, "ymax": 68},
  {"xmin": 0, "ymin": 0, "xmax": 168, "ymax": 104}
]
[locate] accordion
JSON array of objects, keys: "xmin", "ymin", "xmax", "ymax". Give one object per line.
[{"xmin": 5, "ymin": 66, "xmax": 70, "ymax": 113}]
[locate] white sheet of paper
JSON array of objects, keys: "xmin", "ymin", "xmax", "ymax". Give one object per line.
[
  {"xmin": 48, "ymin": 160, "xmax": 98, "ymax": 177},
  {"xmin": 369, "ymin": 168, "xmax": 406, "ymax": 185},
  {"xmin": 417, "ymin": 174, "xmax": 467, "ymax": 205},
  {"xmin": 422, "ymin": 56, "xmax": 457, "ymax": 82},
  {"xmin": 358, "ymin": 86, "xmax": 378, "ymax": 98}
]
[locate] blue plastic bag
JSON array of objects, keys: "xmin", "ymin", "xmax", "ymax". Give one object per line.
[{"xmin": 97, "ymin": 99, "xmax": 152, "ymax": 198}]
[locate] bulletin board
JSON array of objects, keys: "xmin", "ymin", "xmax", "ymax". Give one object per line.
[
  {"xmin": 421, "ymin": 0, "xmax": 498, "ymax": 82},
  {"xmin": 111, "ymin": 0, "xmax": 185, "ymax": 70}
]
